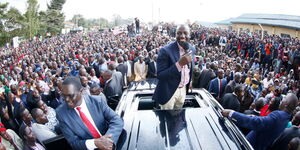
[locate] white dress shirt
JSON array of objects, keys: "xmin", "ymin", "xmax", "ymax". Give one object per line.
[
  {"xmin": 75, "ymin": 97, "xmax": 101, "ymax": 150},
  {"xmin": 125, "ymin": 61, "xmax": 132, "ymax": 77}
]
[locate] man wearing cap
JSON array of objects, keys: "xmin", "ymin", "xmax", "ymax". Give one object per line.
[{"xmin": 0, "ymin": 123, "xmax": 24, "ymax": 150}]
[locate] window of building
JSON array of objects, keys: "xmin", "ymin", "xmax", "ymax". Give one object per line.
[{"xmin": 281, "ymin": 33, "xmax": 291, "ymax": 38}]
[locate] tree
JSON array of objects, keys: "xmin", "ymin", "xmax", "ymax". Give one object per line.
[
  {"xmin": 71, "ymin": 14, "xmax": 86, "ymax": 27},
  {"xmin": 24, "ymin": 0, "xmax": 40, "ymax": 39},
  {"xmin": 43, "ymin": 0, "xmax": 66, "ymax": 35},
  {"xmin": 47, "ymin": 0, "xmax": 66, "ymax": 11},
  {"xmin": 112, "ymin": 14, "xmax": 122, "ymax": 27},
  {"xmin": 0, "ymin": 3, "xmax": 25, "ymax": 46},
  {"xmin": 5, "ymin": 7, "xmax": 24, "ymax": 30},
  {"xmin": 0, "ymin": 3, "xmax": 8, "ymax": 33},
  {"xmin": 43, "ymin": 9, "xmax": 65, "ymax": 35},
  {"xmin": 98, "ymin": 17, "xmax": 109, "ymax": 28}
]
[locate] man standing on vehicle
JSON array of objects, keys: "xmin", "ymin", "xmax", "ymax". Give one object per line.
[{"xmin": 153, "ymin": 24, "xmax": 195, "ymax": 110}]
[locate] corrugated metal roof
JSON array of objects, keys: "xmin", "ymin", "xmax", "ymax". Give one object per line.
[
  {"xmin": 216, "ymin": 13, "xmax": 300, "ymax": 30},
  {"xmin": 238, "ymin": 14, "xmax": 300, "ymax": 22},
  {"xmin": 197, "ymin": 21, "xmax": 218, "ymax": 28},
  {"xmin": 216, "ymin": 18, "xmax": 234, "ymax": 25},
  {"xmin": 231, "ymin": 18, "xmax": 300, "ymax": 30}
]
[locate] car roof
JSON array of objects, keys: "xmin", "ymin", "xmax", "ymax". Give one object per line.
[
  {"xmin": 117, "ymin": 108, "xmax": 247, "ymax": 150},
  {"xmin": 116, "ymin": 81, "xmax": 253, "ymax": 150}
]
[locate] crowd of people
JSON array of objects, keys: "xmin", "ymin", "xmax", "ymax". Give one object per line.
[{"xmin": 0, "ymin": 21, "xmax": 299, "ymax": 150}]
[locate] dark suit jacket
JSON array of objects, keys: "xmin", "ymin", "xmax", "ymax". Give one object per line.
[
  {"xmin": 221, "ymin": 93, "xmax": 240, "ymax": 111},
  {"xmin": 224, "ymin": 80, "xmax": 236, "ymax": 94},
  {"xmin": 197, "ymin": 69, "xmax": 215, "ymax": 89},
  {"xmin": 116, "ymin": 64, "xmax": 128, "ymax": 85},
  {"xmin": 208, "ymin": 78, "xmax": 227, "ymax": 98},
  {"xmin": 231, "ymin": 110, "xmax": 291, "ymax": 150},
  {"xmin": 56, "ymin": 95, "xmax": 124, "ymax": 150},
  {"xmin": 269, "ymin": 126, "xmax": 300, "ymax": 150},
  {"xmin": 103, "ymin": 71, "xmax": 123, "ymax": 98},
  {"xmin": 153, "ymin": 41, "xmax": 195, "ymax": 105},
  {"xmin": 116, "ymin": 64, "xmax": 128, "ymax": 79},
  {"xmin": 147, "ymin": 61, "xmax": 157, "ymax": 78}
]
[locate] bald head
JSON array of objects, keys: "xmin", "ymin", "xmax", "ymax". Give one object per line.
[
  {"xmin": 79, "ymin": 68, "xmax": 87, "ymax": 77},
  {"xmin": 176, "ymin": 24, "xmax": 190, "ymax": 34},
  {"xmin": 234, "ymin": 72, "xmax": 242, "ymax": 83},
  {"xmin": 280, "ymin": 93, "xmax": 299, "ymax": 114}
]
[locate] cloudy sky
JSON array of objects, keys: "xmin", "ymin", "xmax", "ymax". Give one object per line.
[{"xmin": 3, "ymin": 0, "xmax": 300, "ymax": 23}]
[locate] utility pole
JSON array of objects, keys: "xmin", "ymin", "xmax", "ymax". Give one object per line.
[{"xmin": 258, "ymin": 24, "xmax": 264, "ymax": 40}]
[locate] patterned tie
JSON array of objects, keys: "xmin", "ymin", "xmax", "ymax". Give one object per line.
[{"xmin": 76, "ymin": 107, "xmax": 101, "ymax": 138}]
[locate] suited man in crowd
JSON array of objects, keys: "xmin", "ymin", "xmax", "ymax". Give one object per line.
[
  {"xmin": 103, "ymin": 68, "xmax": 123, "ymax": 98},
  {"xmin": 123, "ymin": 54, "xmax": 133, "ymax": 82},
  {"xmin": 221, "ymin": 85, "xmax": 244, "ymax": 112},
  {"xmin": 116, "ymin": 56, "xmax": 128, "ymax": 86},
  {"xmin": 56, "ymin": 77, "xmax": 124, "ymax": 150},
  {"xmin": 222, "ymin": 93, "xmax": 298, "ymax": 150},
  {"xmin": 197, "ymin": 62, "xmax": 216, "ymax": 89},
  {"xmin": 224, "ymin": 72, "xmax": 241, "ymax": 94},
  {"xmin": 270, "ymin": 126, "xmax": 300, "ymax": 150},
  {"xmin": 153, "ymin": 24, "xmax": 195, "ymax": 110},
  {"xmin": 209, "ymin": 69, "xmax": 227, "ymax": 101},
  {"xmin": 147, "ymin": 54, "xmax": 158, "ymax": 78},
  {"xmin": 102, "ymin": 69, "xmax": 123, "ymax": 109}
]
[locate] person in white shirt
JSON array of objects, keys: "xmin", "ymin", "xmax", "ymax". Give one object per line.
[
  {"xmin": 31, "ymin": 108, "xmax": 57, "ymax": 142},
  {"xmin": 19, "ymin": 125, "xmax": 45, "ymax": 150},
  {"xmin": 263, "ymin": 73, "xmax": 274, "ymax": 89},
  {"xmin": 134, "ymin": 56, "xmax": 148, "ymax": 81}
]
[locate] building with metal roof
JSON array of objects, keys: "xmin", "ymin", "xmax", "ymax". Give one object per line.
[{"xmin": 216, "ymin": 14, "xmax": 300, "ymax": 38}]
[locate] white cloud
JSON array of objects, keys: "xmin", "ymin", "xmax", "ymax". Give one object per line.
[{"xmin": 2, "ymin": 0, "xmax": 300, "ymax": 23}]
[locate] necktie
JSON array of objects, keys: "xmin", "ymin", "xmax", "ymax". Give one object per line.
[
  {"xmin": 154, "ymin": 62, "xmax": 157, "ymax": 74},
  {"xmin": 219, "ymin": 79, "xmax": 222, "ymax": 98},
  {"xmin": 76, "ymin": 107, "xmax": 101, "ymax": 138}
]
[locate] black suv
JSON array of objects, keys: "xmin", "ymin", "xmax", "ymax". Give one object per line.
[{"xmin": 116, "ymin": 79, "xmax": 253, "ymax": 150}]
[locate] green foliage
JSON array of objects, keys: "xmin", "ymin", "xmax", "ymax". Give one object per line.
[
  {"xmin": 0, "ymin": 3, "xmax": 25, "ymax": 45},
  {"xmin": 112, "ymin": 14, "xmax": 122, "ymax": 27},
  {"xmin": 42, "ymin": 0, "xmax": 66, "ymax": 35},
  {"xmin": 24, "ymin": 0, "xmax": 40, "ymax": 39},
  {"xmin": 40, "ymin": 9, "xmax": 65, "ymax": 35},
  {"xmin": 69, "ymin": 14, "xmax": 134, "ymax": 30},
  {"xmin": 71, "ymin": 14, "xmax": 86, "ymax": 27},
  {"xmin": 0, "ymin": 0, "xmax": 66, "ymax": 46},
  {"xmin": 47, "ymin": 0, "xmax": 66, "ymax": 11},
  {"xmin": 70, "ymin": 14, "xmax": 113, "ymax": 29}
]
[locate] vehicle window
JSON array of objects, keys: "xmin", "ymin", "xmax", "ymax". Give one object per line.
[{"xmin": 136, "ymin": 94, "xmax": 206, "ymax": 110}]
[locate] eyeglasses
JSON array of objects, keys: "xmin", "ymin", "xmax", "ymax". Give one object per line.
[{"xmin": 62, "ymin": 94, "xmax": 76, "ymax": 100}]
